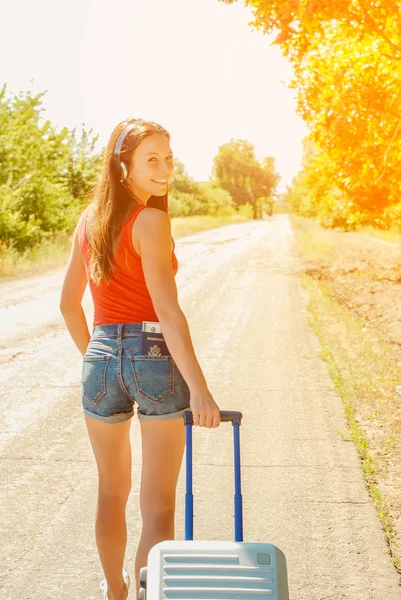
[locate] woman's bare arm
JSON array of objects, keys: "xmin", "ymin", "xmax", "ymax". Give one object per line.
[{"xmin": 136, "ymin": 208, "xmax": 220, "ymax": 428}]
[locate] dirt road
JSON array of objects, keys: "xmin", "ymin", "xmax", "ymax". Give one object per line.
[{"xmin": 0, "ymin": 215, "xmax": 400, "ymax": 599}]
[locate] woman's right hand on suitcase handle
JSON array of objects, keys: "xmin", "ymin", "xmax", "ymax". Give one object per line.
[{"xmin": 190, "ymin": 388, "xmax": 221, "ymax": 428}]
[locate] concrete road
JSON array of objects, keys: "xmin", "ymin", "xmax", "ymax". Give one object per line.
[{"xmin": 0, "ymin": 215, "xmax": 400, "ymax": 599}]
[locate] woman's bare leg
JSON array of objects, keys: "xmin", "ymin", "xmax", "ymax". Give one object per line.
[
  {"xmin": 84, "ymin": 414, "xmax": 132, "ymax": 600},
  {"xmin": 134, "ymin": 416, "xmax": 186, "ymax": 599}
]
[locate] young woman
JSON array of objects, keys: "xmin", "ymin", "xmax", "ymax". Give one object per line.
[{"xmin": 59, "ymin": 118, "xmax": 221, "ymax": 600}]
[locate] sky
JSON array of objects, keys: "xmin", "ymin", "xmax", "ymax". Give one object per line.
[{"xmin": 0, "ymin": 0, "xmax": 308, "ymax": 192}]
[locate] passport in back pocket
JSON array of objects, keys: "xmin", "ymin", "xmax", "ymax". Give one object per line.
[{"xmin": 140, "ymin": 332, "xmax": 170, "ymax": 356}]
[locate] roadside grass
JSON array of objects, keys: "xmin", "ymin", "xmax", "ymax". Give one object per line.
[
  {"xmin": 288, "ymin": 215, "xmax": 335, "ymax": 261},
  {"xmin": 290, "ymin": 214, "xmax": 401, "ymax": 574},
  {"xmin": 0, "ymin": 213, "xmax": 250, "ymax": 281},
  {"xmin": 291, "ymin": 214, "xmax": 401, "ymax": 282},
  {"xmin": 355, "ymin": 224, "xmax": 401, "ymax": 246},
  {"xmin": 289, "ymin": 212, "xmax": 401, "ymax": 248},
  {"xmin": 171, "ymin": 214, "xmax": 249, "ymax": 238}
]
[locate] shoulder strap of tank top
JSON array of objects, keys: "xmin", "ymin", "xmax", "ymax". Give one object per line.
[
  {"xmin": 122, "ymin": 203, "xmax": 148, "ymax": 249},
  {"xmin": 123, "ymin": 203, "xmax": 148, "ymax": 231},
  {"xmin": 127, "ymin": 203, "xmax": 148, "ymax": 223}
]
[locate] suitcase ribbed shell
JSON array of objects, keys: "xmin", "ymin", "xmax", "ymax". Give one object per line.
[{"xmin": 146, "ymin": 540, "xmax": 289, "ymax": 599}]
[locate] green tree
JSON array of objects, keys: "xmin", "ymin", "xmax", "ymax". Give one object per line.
[
  {"xmin": 64, "ymin": 126, "xmax": 102, "ymax": 200},
  {"xmin": 212, "ymin": 139, "xmax": 280, "ymax": 218},
  {"xmin": 168, "ymin": 159, "xmax": 206, "ymax": 215},
  {"xmin": 0, "ymin": 84, "xmax": 101, "ymax": 250}
]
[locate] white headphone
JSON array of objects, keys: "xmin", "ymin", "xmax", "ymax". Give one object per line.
[{"xmin": 113, "ymin": 119, "xmax": 146, "ymax": 182}]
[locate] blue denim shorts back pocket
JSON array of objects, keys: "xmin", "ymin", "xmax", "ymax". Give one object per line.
[
  {"xmin": 82, "ymin": 355, "xmax": 111, "ymax": 404},
  {"xmin": 81, "ymin": 323, "xmax": 190, "ymax": 422},
  {"xmin": 130, "ymin": 355, "xmax": 174, "ymax": 403}
]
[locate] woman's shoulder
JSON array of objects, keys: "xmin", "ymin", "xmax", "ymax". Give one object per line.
[
  {"xmin": 131, "ymin": 206, "xmax": 173, "ymax": 254},
  {"xmin": 133, "ymin": 206, "xmax": 171, "ymax": 231}
]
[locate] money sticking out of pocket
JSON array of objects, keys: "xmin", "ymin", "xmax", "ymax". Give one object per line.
[
  {"xmin": 140, "ymin": 332, "xmax": 170, "ymax": 356},
  {"xmin": 142, "ymin": 321, "xmax": 162, "ymax": 333}
]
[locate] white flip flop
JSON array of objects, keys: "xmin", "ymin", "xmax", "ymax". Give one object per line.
[{"xmin": 99, "ymin": 567, "xmax": 130, "ymax": 599}]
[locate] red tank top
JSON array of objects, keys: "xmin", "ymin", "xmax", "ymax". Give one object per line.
[{"xmin": 79, "ymin": 204, "xmax": 178, "ymax": 326}]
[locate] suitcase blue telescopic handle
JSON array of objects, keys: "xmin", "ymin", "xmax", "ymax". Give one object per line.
[{"xmin": 182, "ymin": 410, "xmax": 244, "ymax": 542}]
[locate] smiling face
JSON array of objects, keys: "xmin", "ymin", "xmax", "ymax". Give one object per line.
[{"xmin": 125, "ymin": 133, "xmax": 174, "ymax": 205}]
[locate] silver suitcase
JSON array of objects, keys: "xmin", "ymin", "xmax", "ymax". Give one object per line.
[{"xmin": 139, "ymin": 410, "xmax": 290, "ymax": 599}]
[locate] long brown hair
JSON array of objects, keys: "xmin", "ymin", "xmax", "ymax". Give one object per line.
[{"xmin": 85, "ymin": 118, "xmax": 171, "ymax": 286}]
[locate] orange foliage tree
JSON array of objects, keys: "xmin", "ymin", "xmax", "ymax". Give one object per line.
[{"xmin": 219, "ymin": 0, "xmax": 401, "ymax": 214}]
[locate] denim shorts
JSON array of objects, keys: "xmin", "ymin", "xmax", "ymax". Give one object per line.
[{"xmin": 81, "ymin": 323, "xmax": 191, "ymax": 423}]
